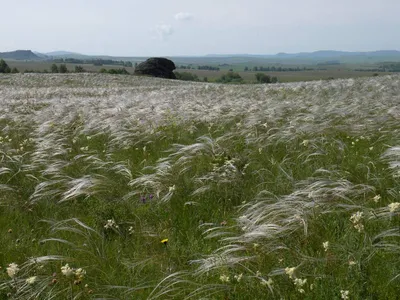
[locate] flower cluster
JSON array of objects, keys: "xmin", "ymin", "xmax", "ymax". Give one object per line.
[
  {"xmin": 388, "ymin": 202, "xmax": 400, "ymax": 213},
  {"xmin": 322, "ymin": 241, "xmax": 329, "ymax": 252},
  {"xmin": 61, "ymin": 264, "xmax": 86, "ymax": 283},
  {"xmin": 372, "ymin": 194, "xmax": 381, "ymax": 203},
  {"xmin": 293, "ymin": 278, "xmax": 307, "ymax": 294},
  {"xmin": 6, "ymin": 263, "xmax": 19, "ymax": 278},
  {"xmin": 350, "ymin": 211, "xmax": 364, "ymax": 232},
  {"xmin": 340, "ymin": 289, "xmax": 350, "ymax": 300},
  {"xmin": 104, "ymin": 219, "xmax": 119, "ymax": 230},
  {"xmin": 284, "ymin": 267, "xmax": 296, "ymax": 279},
  {"xmin": 219, "ymin": 274, "xmax": 230, "ymax": 283}
]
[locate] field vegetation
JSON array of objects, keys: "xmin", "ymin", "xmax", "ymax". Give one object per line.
[{"xmin": 0, "ymin": 73, "xmax": 399, "ymax": 299}]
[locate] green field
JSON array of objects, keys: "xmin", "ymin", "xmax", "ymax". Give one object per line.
[{"xmin": 0, "ymin": 73, "xmax": 400, "ymax": 299}]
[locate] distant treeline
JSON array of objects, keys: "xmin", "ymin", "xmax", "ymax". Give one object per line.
[
  {"xmin": 177, "ymin": 65, "xmax": 220, "ymax": 71},
  {"xmin": 244, "ymin": 66, "xmax": 315, "ymax": 72},
  {"xmin": 52, "ymin": 58, "xmax": 133, "ymax": 67},
  {"xmin": 355, "ymin": 62, "xmax": 400, "ymax": 73}
]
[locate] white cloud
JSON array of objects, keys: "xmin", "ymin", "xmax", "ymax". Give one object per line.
[
  {"xmin": 174, "ymin": 12, "xmax": 193, "ymax": 21},
  {"xmin": 154, "ymin": 24, "xmax": 174, "ymax": 40}
]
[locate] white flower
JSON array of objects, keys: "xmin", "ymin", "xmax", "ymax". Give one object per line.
[
  {"xmin": 348, "ymin": 260, "xmax": 356, "ymax": 266},
  {"xmin": 301, "ymin": 140, "xmax": 309, "ymax": 146},
  {"xmin": 26, "ymin": 276, "xmax": 37, "ymax": 285},
  {"xmin": 388, "ymin": 202, "xmax": 400, "ymax": 213},
  {"xmin": 75, "ymin": 268, "xmax": 86, "ymax": 279},
  {"xmin": 128, "ymin": 226, "xmax": 134, "ymax": 235},
  {"xmin": 350, "ymin": 211, "xmax": 364, "ymax": 232},
  {"xmin": 294, "ymin": 278, "xmax": 307, "ymax": 287},
  {"xmin": 169, "ymin": 185, "xmax": 176, "ymax": 192},
  {"xmin": 294, "ymin": 278, "xmax": 307, "ymax": 293},
  {"xmin": 323, "ymin": 241, "xmax": 329, "ymax": 252},
  {"xmin": 219, "ymin": 274, "xmax": 230, "ymax": 283},
  {"xmin": 7, "ymin": 263, "xmax": 19, "ymax": 278},
  {"xmin": 372, "ymin": 194, "xmax": 381, "ymax": 203},
  {"xmin": 104, "ymin": 219, "xmax": 118, "ymax": 229},
  {"xmin": 61, "ymin": 264, "xmax": 74, "ymax": 277},
  {"xmin": 234, "ymin": 273, "xmax": 243, "ymax": 282},
  {"xmin": 340, "ymin": 290, "xmax": 350, "ymax": 300},
  {"xmin": 285, "ymin": 267, "xmax": 296, "ymax": 279}
]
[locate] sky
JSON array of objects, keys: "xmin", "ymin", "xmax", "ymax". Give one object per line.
[{"xmin": 1, "ymin": 0, "xmax": 400, "ymax": 56}]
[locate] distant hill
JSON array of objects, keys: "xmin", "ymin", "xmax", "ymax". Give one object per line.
[
  {"xmin": 204, "ymin": 50, "xmax": 400, "ymax": 64},
  {"xmin": 0, "ymin": 50, "xmax": 41, "ymax": 60}
]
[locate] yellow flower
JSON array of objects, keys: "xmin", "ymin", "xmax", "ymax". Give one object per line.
[{"xmin": 161, "ymin": 238, "xmax": 168, "ymax": 245}]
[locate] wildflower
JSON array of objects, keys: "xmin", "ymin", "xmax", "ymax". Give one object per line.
[
  {"xmin": 301, "ymin": 140, "xmax": 309, "ymax": 146},
  {"xmin": 348, "ymin": 260, "xmax": 356, "ymax": 266},
  {"xmin": 7, "ymin": 263, "xmax": 19, "ymax": 278},
  {"xmin": 234, "ymin": 273, "xmax": 243, "ymax": 282},
  {"xmin": 128, "ymin": 226, "xmax": 134, "ymax": 235},
  {"xmin": 388, "ymin": 202, "xmax": 400, "ymax": 213},
  {"xmin": 285, "ymin": 267, "xmax": 296, "ymax": 279},
  {"xmin": 369, "ymin": 146, "xmax": 374, "ymax": 151},
  {"xmin": 104, "ymin": 219, "xmax": 119, "ymax": 230},
  {"xmin": 169, "ymin": 185, "xmax": 176, "ymax": 192},
  {"xmin": 340, "ymin": 290, "xmax": 350, "ymax": 300},
  {"xmin": 161, "ymin": 238, "xmax": 168, "ymax": 245},
  {"xmin": 219, "ymin": 274, "xmax": 230, "ymax": 283},
  {"xmin": 372, "ymin": 194, "xmax": 381, "ymax": 203},
  {"xmin": 323, "ymin": 241, "xmax": 329, "ymax": 252},
  {"xmin": 350, "ymin": 211, "xmax": 364, "ymax": 232},
  {"xmin": 61, "ymin": 264, "xmax": 74, "ymax": 277},
  {"xmin": 26, "ymin": 276, "xmax": 37, "ymax": 285},
  {"xmin": 293, "ymin": 278, "xmax": 307, "ymax": 293},
  {"xmin": 75, "ymin": 268, "xmax": 86, "ymax": 280}
]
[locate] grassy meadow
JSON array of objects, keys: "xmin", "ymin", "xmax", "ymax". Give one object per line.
[{"xmin": 0, "ymin": 73, "xmax": 399, "ymax": 299}]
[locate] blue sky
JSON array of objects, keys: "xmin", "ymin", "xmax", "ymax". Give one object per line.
[{"xmin": 1, "ymin": 0, "xmax": 400, "ymax": 56}]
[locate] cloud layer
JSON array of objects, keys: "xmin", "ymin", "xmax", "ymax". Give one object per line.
[{"xmin": 154, "ymin": 24, "xmax": 173, "ymax": 40}]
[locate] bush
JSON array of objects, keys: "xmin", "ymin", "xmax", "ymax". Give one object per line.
[
  {"xmin": 51, "ymin": 64, "xmax": 59, "ymax": 73},
  {"xmin": 59, "ymin": 64, "xmax": 68, "ymax": 73},
  {"xmin": 100, "ymin": 68, "xmax": 129, "ymax": 75},
  {"xmin": 216, "ymin": 71, "xmax": 243, "ymax": 83},
  {"xmin": 74, "ymin": 66, "xmax": 85, "ymax": 73}
]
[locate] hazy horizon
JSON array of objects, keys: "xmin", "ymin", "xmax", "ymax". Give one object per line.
[{"xmin": 1, "ymin": 0, "xmax": 400, "ymax": 56}]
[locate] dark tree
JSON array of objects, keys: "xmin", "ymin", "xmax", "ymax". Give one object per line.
[
  {"xmin": 255, "ymin": 73, "xmax": 271, "ymax": 83},
  {"xmin": 0, "ymin": 59, "xmax": 11, "ymax": 73},
  {"xmin": 51, "ymin": 64, "xmax": 59, "ymax": 73},
  {"xmin": 74, "ymin": 65, "xmax": 85, "ymax": 73},
  {"xmin": 59, "ymin": 64, "xmax": 68, "ymax": 73}
]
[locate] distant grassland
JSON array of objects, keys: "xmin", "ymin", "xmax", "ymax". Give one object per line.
[
  {"xmin": 6, "ymin": 60, "xmax": 392, "ymax": 83},
  {"xmin": 176, "ymin": 68, "xmax": 389, "ymax": 82}
]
